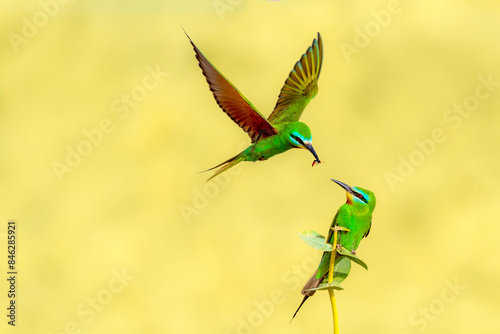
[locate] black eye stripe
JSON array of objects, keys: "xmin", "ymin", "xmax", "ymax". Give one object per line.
[
  {"xmin": 291, "ymin": 135, "xmax": 303, "ymax": 144},
  {"xmin": 354, "ymin": 191, "xmax": 368, "ymax": 203}
]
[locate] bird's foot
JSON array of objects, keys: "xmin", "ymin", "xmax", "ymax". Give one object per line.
[{"xmin": 336, "ymin": 244, "xmax": 342, "ymax": 252}]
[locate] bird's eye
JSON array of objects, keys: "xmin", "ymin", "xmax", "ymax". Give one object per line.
[
  {"xmin": 291, "ymin": 134, "xmax": 303, "ymax": 144},
  {"xmin": 354, "ymin": 192, "xmax": 367, "ymax": 203}
]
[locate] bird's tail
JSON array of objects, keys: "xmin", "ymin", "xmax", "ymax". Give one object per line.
[
  {"xmin": 300, "ymin": 269, "xmax": 324, "ymax": 297},
  {"xmin": 290, "ymin": 269, "xmax": 325, "ymax": 322},
  {"xmin": 202, "ymin": 154, "xmax": 245, "ymax": 181},
  {"xmin": 290, "ymin": 295, "xmax": 310, "ymax": 323}
]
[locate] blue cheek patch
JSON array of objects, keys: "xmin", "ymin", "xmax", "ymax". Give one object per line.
[
  {"xmin": 291, "ymin": 132, "xmax": 311, "ymax": 143},
  {"xmin": 353, "ymin": 188, "xmax": 369, "ymax": 204}
]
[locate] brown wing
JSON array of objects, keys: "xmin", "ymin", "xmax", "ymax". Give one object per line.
[{"xmin": 186, "ymin": 32, "xmax": 278, "ymax": 143}]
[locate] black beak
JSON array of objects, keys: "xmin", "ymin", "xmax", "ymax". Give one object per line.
[
  {"xmin": 303, "ymin": 142, "xmax": 321, "ymax": 165},
  {"xmin": 330, "ymin": 179, "xmax": 353, "ymax": 194}
]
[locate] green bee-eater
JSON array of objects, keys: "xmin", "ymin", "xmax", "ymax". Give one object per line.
[
  {"xmin": 292, "ymin": 179, "xmax": 376, "ymax": 319},
  {"xmin": 185, "ymin": 31, "xmax": 323, "ymax": 180}
]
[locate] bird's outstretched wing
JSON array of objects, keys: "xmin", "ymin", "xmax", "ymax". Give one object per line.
[
  {"xmin": 185, "ymin": 31, "xmax": 278, "ymax": 143},
  {"xmin": 267, "ymin": 33, "xmax": 323, "ymax": 125}
]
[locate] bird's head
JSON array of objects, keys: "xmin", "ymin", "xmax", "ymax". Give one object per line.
[
  {"xmin": 286, "ymin": 122, "xmax": 321, "ymax": 165},
  {"xmin": 331, "ymin": 179, "xmax": 376, "ymax": 212}
]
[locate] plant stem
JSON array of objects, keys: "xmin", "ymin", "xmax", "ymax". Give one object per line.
[
  {"xmin": 328, "ymin": 227, "xmax": 339, "ymax": 334},
  {"xmin": 328, "ymin": 288, "xmax": 339, "ymax": 334}
]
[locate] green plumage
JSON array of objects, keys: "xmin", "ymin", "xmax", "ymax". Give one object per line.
[
  {"xmin": 292, "ymin": 180, "xmax": 377, "ymax": 320},
  {"xmin": 206, "ymin": 122, "xmax": 314, "ymax": 180},
  {"xmin": 185, "ymin": 31, "xmax": 324, "ymax": 180}
]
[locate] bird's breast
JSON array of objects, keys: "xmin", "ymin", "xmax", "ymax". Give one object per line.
[{"xmin": 247, "ymin": 135, "xmax": 292, "ymax": 162}]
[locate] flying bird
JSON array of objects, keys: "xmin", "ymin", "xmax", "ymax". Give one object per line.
[{"xmin": 185, "ymin": 31, "xmax": 324, "ymax": 180}]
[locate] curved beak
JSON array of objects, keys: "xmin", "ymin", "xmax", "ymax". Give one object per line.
[
  {"xmin": 302, "ymin": 142, "xmax": 321, "ymax": 166},
  {"xmin": 331, "ymin": 179, "xmax": 353, "ymax": 203}
]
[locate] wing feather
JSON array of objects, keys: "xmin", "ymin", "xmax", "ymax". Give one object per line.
[
  {"xmin": 186, "ymin": 31, "xmax": 277, "ymax": 142},
  {"xmin": 268, "ymin": 33, "xmax": 323, "ymax": 124}
]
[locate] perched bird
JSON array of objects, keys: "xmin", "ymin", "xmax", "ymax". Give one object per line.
[
  {"xmin": 292, "ymin": 179, "xmax": 376, "ymax": 320},
  {"xmin": 185, "ymin": 31, "xmax": 323, "ymax": 180}
]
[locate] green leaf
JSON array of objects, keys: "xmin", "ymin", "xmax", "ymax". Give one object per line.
[
  {"xmin": 298, "ymin": 229, "xmax": 333, "ymax": 251},
  {"xmin": 307, "ymin": 281, "xmax": 344, "ymax": 292},
  {"xmin": 337, "ymin": 247, "xmax": 368, "ymax": 270},
  {"xmin": 330, "ymin": 256, "xmax": 351, "ymax": 284},
  {"xmin": 306, "ymin": 256, "xmax": 352, "ymax": 292}
]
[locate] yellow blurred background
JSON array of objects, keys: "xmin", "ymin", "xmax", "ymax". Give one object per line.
[{"xmin": 1, "ymin": 0, "xmax": 500, "ymax": 333}]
